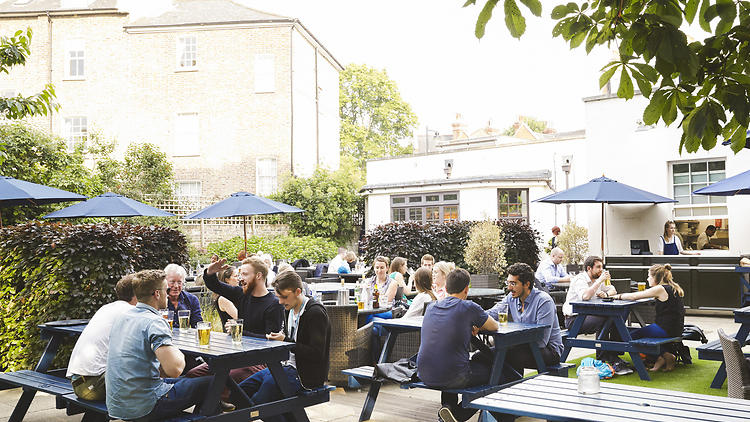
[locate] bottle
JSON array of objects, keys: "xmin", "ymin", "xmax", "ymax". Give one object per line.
[{"xmin": 373, "ymin": 282, "xmax": 380, "ymax": 309}]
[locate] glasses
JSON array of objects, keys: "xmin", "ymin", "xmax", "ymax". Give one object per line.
[{"xmin": 167, "ymin": 280, "xmax": 184, "ymax": 285}]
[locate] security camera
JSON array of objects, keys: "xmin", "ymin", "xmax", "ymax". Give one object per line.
[{"xmin": 445, "ymin": 159, "xmax": 453, "ymax": 169}]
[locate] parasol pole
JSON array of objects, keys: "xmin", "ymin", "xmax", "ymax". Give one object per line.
[
  {"xmin": 243, "ymin": 215, "xmax": 248, "ymax": 256},
  {"xmin": 601, "ymin": 203, "xmax": 605, "ymax": 259}
]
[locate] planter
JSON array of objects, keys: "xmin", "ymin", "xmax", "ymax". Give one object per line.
[
  {"xmin": 566, "ymin": 264, "xmax": 583, "ymax": 275},
  {"xmin": 470, "ymin": 273, "xmax": 500, "ymax": 289}
]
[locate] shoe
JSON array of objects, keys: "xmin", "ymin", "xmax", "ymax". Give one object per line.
[
  {"xmin": 438, "ymin": 407, "xmax": 458, "ymax": 422},
  {"xmin": 220, "ymin": 401, "xmax": 235, "ymax": 412},
  {"xmin": 613, "ymin": 362, "xmax": 633, "ymax": 376}
]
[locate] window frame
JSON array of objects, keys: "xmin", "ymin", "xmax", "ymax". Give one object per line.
[
  {"xmin": 390, "ymin": 191, "xmax": 460, "ymax": 223},
  {"xmin": 497, "ymin": 188, "xmax": 530, "ymax": 222},
  {"xmin": 64, "ymin": 39, "xmax": 85, "ymax": 80},
  {"xmin": 63, "ymin": 116, "xmax": 87, "ymax": 151},
  {"xmin": 255, "ymin": 157, "xmax": 278, "ymax": 196},
  {"xmin": 176, "ymin": 35, "xmax": 198, "ymax": 71},
  {"xmin": 670, "ymin": 159, "xmax": 727, "ymax": 219}
]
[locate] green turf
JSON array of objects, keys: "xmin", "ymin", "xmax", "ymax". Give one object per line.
[{"xmin": 558, "ymin": 349, "xmax": 728, "ymax": 397}]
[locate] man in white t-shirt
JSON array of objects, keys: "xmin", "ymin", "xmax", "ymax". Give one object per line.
[
  {"xmin": 67, "ymin": 274, "xmax": 137, "ymax": 400},
  {"xmin": 327, "ymin": 248, "xmax": 347, "ymax": 273}
]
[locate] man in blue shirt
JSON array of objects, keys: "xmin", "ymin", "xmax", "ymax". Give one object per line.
[
  {"xmin": 106, "ymin": 269, "xmax": 213, "ymax": 420},
  {"xmin": 535, "ymin": 247, "xmax": 571, "ymax": 291},
  {"xmin": 164, "ymin": 263, "xmax": 203, "ymax": 328},
  {"xmin": 487, "ymin": 263, "xmax": 564, "ymax": 381},
  {"xmin": 417, "ymin": 268, "xmax": 498, "ymax": 422}
]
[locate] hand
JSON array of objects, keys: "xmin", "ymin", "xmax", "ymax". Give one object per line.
[
  {"xmin": 472, "ymin": 325, "xmax": 480, "ymax": 336},
  {"xmin": 206, "ymin": 258, "xmax": 229, "ymax": 276},
  {"xmin": 596, "ymin": 291, "xmax": 608, "ymax": 298},
  {"xmin": 266, "ymin": 332, "xmax": 285, "ymax": 341}
]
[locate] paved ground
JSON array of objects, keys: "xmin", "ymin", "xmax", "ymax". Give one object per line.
[{"xmin": 0, "ymin": 314, "xmax": 740, "ymax": 422}]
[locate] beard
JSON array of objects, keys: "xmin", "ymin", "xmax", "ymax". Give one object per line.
[{"xmin": 243, "ymin": 278, "xmax": 255, "ymax": 294}]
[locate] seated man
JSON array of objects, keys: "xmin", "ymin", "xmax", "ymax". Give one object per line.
[
  {"xmin": 417, "ymin": 268, "xmax": 499, "ymax": 422},
  {"xmin": 327, "ymin": 247, "xmax": 347, "ymax": 274},
  {"xmin": 66, "ymin": 274, "xmax": 136, "ymax": 401},
  {"xmin": 164, "ymin": 263, "xmax": 202, "ymax": 327},
  {"xmin": 487, "ymin": 263, "xmax": 564, "ymax": 380},
  {"xmin": 106, "ymin": 269, "xmax": 213, "ymax": 420},
  {"xmin": 562, "ymin": 255, "xmax": 622, "ymax": 364},
  {"xmin": 535, "ymin": 247, "xmax": 571, "ymax": 291},
  {"xmin": 231, "ymin": 271, "xmax": 331, "ymax": 418},
  {"xmin": 421, "ymin": 253, "xmax": 435, "ymax": 270}
]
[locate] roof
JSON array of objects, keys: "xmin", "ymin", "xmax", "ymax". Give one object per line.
[
  {"xmin": 360, "ymin": 170, "xmax": 552, "ymax": 192},
  {"xmin": 0, "ymin": 0, "xmax": 119, "ymax": 14},
  {"xmin": 125, "ymin": 0, "xmax": 292, "ymax": 28}
]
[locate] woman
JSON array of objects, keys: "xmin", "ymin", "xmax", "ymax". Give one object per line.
[
  {"xmin": 402, "ymin": 267, "xmax": 437, "ymax": 318},
  {"xmin": 386, "ymin": 257, "xmax": 409, "ymax": 303},
  {"xmin": 214, "ymin": 267, "xmax": 240, "ymax": 328},
  {"xmin": 432, "ymin": 261, "xmax": 455, "ymax": 300},
  {"xmin": 612, "ymin": 264, "xmax": 685, "ymax": 371},
  {"xmin": 657, "ymin": 221, "xmax": 698, "ymax": 255},
  {"xmin": 367, "ymin": 256, "xmax": 391, "ymax": 297}
]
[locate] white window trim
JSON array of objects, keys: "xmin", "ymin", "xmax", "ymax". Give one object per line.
[
  {"xmin": 63, "ymin": 39, "xmax": 85, "ymax": 81},
  {"xmin": 670, "ymin": 158, "xmax": 728, "ymax": 220},
  {"xmin": 173, "ymin": 112, "xmax": 200, "ymax": 157},
  {"xmin": 255, "ymin": 157, "xmax": 278, "ymax": 196},
  {"xmin": 63, "ymin": 116, "xmax": 87, "ymax": 151},
  {"xmin": 390, "ymin": 191, "xmax": 460, "ymax": 223},
  {"xmin": 175, "ymin": 36, "xmax": 198, "ymax": 72},
  {"xmin": 174, "ymin": 180, "xmax": 202, "ymax": 197}
]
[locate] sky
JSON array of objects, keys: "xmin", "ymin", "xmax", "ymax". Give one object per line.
[{"xmin": 129, "ymin": 0, "xmax": 616, "ymax": 135}]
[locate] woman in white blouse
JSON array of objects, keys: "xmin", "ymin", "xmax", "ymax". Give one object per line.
[
  {"xmin": 402, "ymin": 267, "xmax": 437, "ymax": 318},
  {"xmin": 656, "ymin": 221, "xmax": 698, "ymax": 255}
]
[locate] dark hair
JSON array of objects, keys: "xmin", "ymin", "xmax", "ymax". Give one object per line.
[
  {"xmin": 706, "ymin": 225, "xmax": 716, "ymax": 232},
  {"xmin": 446, "ymin": 268, "xmax": 471, "ymax": 294},
  {"xmin": 273, "ymin": 270, "xmax": 303, "ymax": 293},
  {"xmin": 583, "ymin": 256, "xmax": 603, "ymax": 272},
  {"xmin": 390, "ymin": 257, "xmax": 407, "ymax": 274},
  {"xmin": 413, "ymin": 267, "xmax": 437, "ymax": 300},
  {"xmin": 115, "ymin": 274, "xmax": 135, "ymax": 302},
  {"xmin": 507, "ymin": 263, "xmax": 535, "ymax": 288},
  {"xmin": 219, "ymin": 267, "xmax": 236, "ymax": 283},
  {"xmin": 133, "ymin": 269, "xmax": 166, "ymax": 301}
]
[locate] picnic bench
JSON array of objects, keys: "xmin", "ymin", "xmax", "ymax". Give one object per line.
[
  {"xmin": 698, "ymin": 305, "xmax": 750, "ymax": 388},
  {"xmin": 561, "ymin": 298, "xmax": 682, "ymax": 381},
  {"xmin": 343, "ymin": 316, "xmax": 573, "ymax": 422},
  {"xmin": 468, "ymin": 374, "xmax": 750, "ymax": 421},
  {"xmin": 0, "ymin": 320, "xmax": 333, "ymax": 422}
]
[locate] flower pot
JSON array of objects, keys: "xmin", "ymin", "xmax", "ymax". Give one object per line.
[{"xmin": 469, "ymin": 273, "xmax": 500, "ymax": 289}]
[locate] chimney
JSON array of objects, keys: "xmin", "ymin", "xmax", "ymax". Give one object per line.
[{"xmin": 452, "ymin": 113, "xmax": 467, "ymax": 140}]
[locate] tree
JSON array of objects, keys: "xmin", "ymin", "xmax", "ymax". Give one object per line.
[
  {"xmin": 462, "ymin": 0, "xmax": 750, "ymax": 153},
  {"xmin": 270, "ymin": 168, "xmax": 363, "ymax": 244},
  {"xmin": 340, "ymin": 64, "xmax": 419, "ymax": 173}
]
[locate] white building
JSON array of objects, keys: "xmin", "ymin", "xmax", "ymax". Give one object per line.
[{"xmin": 362, "ymin": 95, "xmax": 750, "ymax": 256}]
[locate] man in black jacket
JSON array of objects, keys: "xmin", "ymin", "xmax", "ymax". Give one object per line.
[{"xmin": 230, "ymin": 270, "xmax": 331, "ymax": 414}]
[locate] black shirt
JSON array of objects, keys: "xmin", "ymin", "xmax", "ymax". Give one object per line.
[
  {"xmin": 203, "ymin": 271, "xmax": 284, "ymax": 337},
  {"xmin": 655, "ymin": 284, "xmax": 685, "ymax": 337}
]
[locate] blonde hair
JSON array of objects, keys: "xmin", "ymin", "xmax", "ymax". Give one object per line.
[
  {"xmin": 133, "ymin": 269, "xmax": 167, "ymax": 301},
  {"xmin": 345, "ymin": 251, "xmax": 357, "ymax": 262},
  {"xmin": 663, "ymin": 220, "xmax": 676, "ymax": 238},
  {"xmin": 241, "ymin": 256, "xmax": 268, "ymax": 279},
  {"xmin": 433, "ymin": 261, "xmax": 455, "ymax": 278},
  {"xmin": 650, "ymin": 263, "xmax": 684, "ymax": 297},
  {"xmin": 390, "ymin": 257, "xmax": 407, "ymax": 274}
]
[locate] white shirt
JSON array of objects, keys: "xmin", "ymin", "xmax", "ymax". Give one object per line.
[
  {"xmin": 656, "ymin": 235, "xmax": 683, "ymax": 254},
  {"xmin": 562, "ymin": 273, "xmax": 608, "ymax": 316},
  {"xmin": 67, "ymin": 301, "xmax": 133, "ymax": 377},
  {"xmin": 328, "ymin": 255, "xmax": 345, "ymax": 273},
  {"xmin": 403, "ymin": 292, "xmax": 434, "ymax": 318},
  {"xmin": 284, "ymin": 296, "xmax": 308, "ymax": 368},
  {"xmin": 697, "ymin": 232, "xmax": 711, "ymax": 250}
]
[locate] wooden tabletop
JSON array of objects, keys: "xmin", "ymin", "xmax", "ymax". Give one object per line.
[
  {"xmin": 170, "ymin": 328, "xmax": 292, "ymax": 360},
  {"xmin": 374, "ymin": 316, "xmax": 545, "ymax": 336},
  {"xmin": 469, "ymin": 375, "xmax": 750, "ymax": 422}
]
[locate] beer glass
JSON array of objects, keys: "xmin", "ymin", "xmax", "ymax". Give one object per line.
[
  {"xmin": 197, "ymin": 322, "xmax": 211, "ymax": 348},
  {"xmin": 230, "ymin": 319, "xmax": 244, "ymax": 345},
  {"xmin": 161, "ymin": 309, "xmax": 174, "ymax": 330},
  {"xmin": 496, "ymin": 303, "xmax": 509, "ymax": 324},
  {"xmin": 638, "ymin": 282, "xmax": 646, "ymax": 291},
  {"xmin": 178, "ymin": 310, "xmax": 190, "ymax": 334}
]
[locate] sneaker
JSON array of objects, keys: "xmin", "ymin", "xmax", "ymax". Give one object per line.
[
  {"xmin": 613, "ymin": 362, "xmax": 633, "ymax": 376},
  {"xmin": 438, "ymin": 407, "xmax": 458, "ymax": 422},
  {"xmin": 220, "ymin": 401, "xmax": 235, "ymax": 412}
]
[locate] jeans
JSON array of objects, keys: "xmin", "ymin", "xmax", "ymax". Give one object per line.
[
  {"xmin": 143, "ymin": 376, "xmax": 213, "ymax": 421},
  {"xmin": 233, "ymin": 366, "xmax": 303, "ymax": 422},
  {"xmin": 437, "ymin": 359, "xmax": 490, "ymax": 422},
  {"xmin": 630, "ymin": 323, "xmax": 668, "ymax": 340},
  {"xmin": 185, "ymin": 363, "xmax": 264, "ymax": 401}
]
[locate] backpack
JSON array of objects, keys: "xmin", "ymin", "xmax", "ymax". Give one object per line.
[
  {"xmin": 577, "ymin": 357, "xmax": 614, "ymax": 379},
  {"xmin": 682, "ymin": 324, "xmax": 708, "ymax": 343}
]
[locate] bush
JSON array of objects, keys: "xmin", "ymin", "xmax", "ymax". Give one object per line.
[
  {"xmin": 464, "ymin": 221, "xmax": 507, "ymax": 274},
  {"xmin": 0, "ymin": 222, "xmax": 188, "ymax": 371},
  {"xmin": 360, "ymin": 219, "xmax": 540, "ymax": 272},
  {"xmin": 557, "ymin": 221, "xmax": 589, "ymax": 264},
  {"xmin": 206, "ymin": 235, "xmax": 338, "ymax": 264}
]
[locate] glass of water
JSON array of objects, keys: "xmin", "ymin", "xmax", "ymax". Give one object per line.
[{"xmin": 178, "ymin": 310, "xmax": 190, "ymax": 334}]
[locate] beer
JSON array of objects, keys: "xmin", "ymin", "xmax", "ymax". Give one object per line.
[
  {"xmin": 604, "ymin": 277, "xmax": 611, "ymax": 286},
  {"xmin": 167, "ymin": 319, "xmax": 173, "ymax": 330},
  {"xmin": 178, "ymin": 310, "xmax": 190, "ymax": 334},
  {"xmin": 230, "ymin": 323, "xmax": 243, "ymax": 345},
  {"xmin": 638, "ymin": 282, "xmax": 646, "ymax": 291},
  {"xmin": 497, "ymin": 312, "xmax": 508, "ymax": 324},
  {"xmin": 357, "ymin": 300, "xmax": 365, "ymax": 310},
  {"xmin": 197, "ymin": 322, "xmax": 211, "ymax": 348}
]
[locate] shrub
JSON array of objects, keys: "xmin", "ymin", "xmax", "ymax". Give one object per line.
[
  {"xmin": 499, "ymin": 219, "xmax": 542, "ymax": 270},
  {"xmin": 464, "ymin": 221, "xmax": 507, "ymax": 274},
  {"xmin": 0, "ymin": 222, "xmax": 188, "ymax": 371},
  {"xmin": 557, "ymin": 221, "xmax": 589, "ymax": 264},
  {"xmin": 206, "ymin": 235, "xmax": 338, "ymax": 264}
]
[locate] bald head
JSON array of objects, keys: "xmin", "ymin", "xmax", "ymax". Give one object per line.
[{"xmin": 550, "ymin": 247, "xmax": 565, "ymax": 265}]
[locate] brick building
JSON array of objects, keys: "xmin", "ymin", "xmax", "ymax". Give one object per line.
[{"xmin": 0, "ymin": 0, "xmax": 342, "ymax": 201}]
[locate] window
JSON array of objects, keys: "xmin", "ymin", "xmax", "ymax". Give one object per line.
[
  {"xmin": 672, "ymin": 160, "xmax": 727, "ymax": 218},
  {"xmin": 63, "ymin": 116, "xmax": 87, "ymax": 150},
  {"xmin": 175, "ymin": 181, "xmax": 201, "ymax": 198},
  {"xmin": 177, "ymin": 36, "xmax": 197, "ymax": 70},
  {"xmin": 256, "ymin": 158, "xmax": 277, "ymax": 196},
  {"xmin": 65, "ymin": 40, "xmax": 85, "ymax": 79},
  {"xmin": 498, "ymin": 189, "xmax": 529, "ymax": 221},
  {"xmin": 174, "ymin": 113, "xmax": 199, "ymax": 156},
  {"xmin": 390, "ymin": 191, "xmax": 459, "ymax": 223},
  {"xmin": 254, "ymin": 54, "xmax": 275, "ymax": 93}
]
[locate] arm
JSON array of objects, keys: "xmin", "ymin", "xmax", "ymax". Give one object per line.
[
  {"xmin": 264, "ymin": 302, "xmax": 285, "ymax": 335},
  {"xmin": 404, "ymin": 293, "xmax": 429, "ymax": 318},
  {"xmin": 203, "ymin": 270, "xmax": 244, "ymax": 302},
  {"xmin": 485, "ymin": 296, "xmax": 509, "ymax": 321},
  {"xmin": 534, "ymin": 299, "xmax": 557, "ymax": 348},
  {"xmin": 678, "ymin": 236, "xmax": 700, "ymax": 255},
  {"xmin": 479, "ymin": 316, "xmax": 500, "ymax": 332},
  {"xmin": 155, "ymin": 345, "xmax": 185, "ymax": 378},
  {"xmin": 218, "ymin": 296, "xmax": 238, "ymax": 320},
  {"xmin": 655, "ymin": 236, "xmax": 664, "ymax": 255},
  {"xmin": 582, "ymin": 278, "xmax": 604, "ymax": 300},
  {"xmin": 617, "ymin": 285, "xmax": 667, "ymax": 301},
  {"xmin": 290, "ymin": 308, "xmax": 329, "ymax": 362},
  {"xmin": 188, "ymin": 293, "xmax": 203, "ymax": 326},
  {"xmin": 385, "ymin": 277, "xmax": 405, "ymax": 303}
]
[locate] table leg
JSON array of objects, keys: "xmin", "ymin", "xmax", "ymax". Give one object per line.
[
  {"xmin": 529, "ymin": 343, "xmax": 547, "ymax": 374},
  {"xmin": 560, "ymin": 314, "xmax": 584, "ymax": 362},
  {"xmin": 488, "ymin": 347, "xmax": 508, "ymax": 385},
  {"xmin": 9, "ymin": 334, "xmax": 63, "ymax": 422},
  {"xmin": 359, "ymin": 330, "xmax": 397, "ymax": 422},
  {"xmin": 266, "ymin": 361, "xmax": 309, "ymax": 422},
  {"xmin": 612, "ymin": 316, "xmax": 650, "ymax": 381},
  {"xmin": 199, "ymin": 362, "xmax": 229, "ymax": 416}
]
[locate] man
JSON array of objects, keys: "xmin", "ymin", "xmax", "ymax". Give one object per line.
[
  {"xmin": 545, "ymin": 225, "xmax": 561, "ymax": 254},
  {"xmin": 106, "ymin": 270, "xmax": 212, "ymax": 420},
  {"xmin": 164, "ymin": 263, "xmax": 202, "ymax": 327},
  {"xmin": 697, "ymin": 225, "xmax": 720, "ymax": 250},
  {"xmin": 535, "ymin": 247, "xmax": 571, "ymax": 291},
  {"xmin": 327, "ymin": 247, "xmax": 347, "ymax": 274},
  {"xmin": 487, "ymin": 263, "xmax": 563, "ymax": 380},
  {"xmin": 417, "ymin": 268, "xmax": 499, "ymax": 422},
  {"xmin": 67, "ymin": 275, "xmax": 136, "ymax": 401},
  {"xmin": 421, "ymin": 254, "xmax": 435, "ymax": 270},
  {"xmin": 230, "ymin": 270, "xmax": 331, "ymax": 418},
  {"xmin": 203, "ymin": 256, "xmax": 284, "ymax": 337},
  {"xmin": 562, "ymin": 256, "xmax": 623, "ymax": 365}
]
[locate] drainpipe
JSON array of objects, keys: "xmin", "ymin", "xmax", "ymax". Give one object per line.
[
  {"xmin": 289, "ymin": 25, "xmax": 294, "ymax": 176},
  {"xmin": 47, "ymin": 11, "xmax": 53, "ymax": 133},
  {"xmin": 314, "ymin": 47, "xmax": 320, "ymax": 167}
]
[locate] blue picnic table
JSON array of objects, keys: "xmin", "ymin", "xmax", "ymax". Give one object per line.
[
  {"xmin": 700, "ymin": 305, "xmax": 750, "ymax": 388},
  {"xmin": 468, "ymin": 374, "xmax": 750, "ymax": 421},
  {"xmin": 561, "ymin": 298, "xmax": 681, "ymax": 381}
]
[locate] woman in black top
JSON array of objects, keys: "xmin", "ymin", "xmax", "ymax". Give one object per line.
[
  {"xmin": 614, "ymin": 264, "xmax": 685, "ymax": 371},
  {"xmin": 213, "ymin": 266, "xmax": 239, "ymax": 327}
]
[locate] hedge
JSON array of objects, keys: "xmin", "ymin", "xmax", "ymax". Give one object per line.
[
  {"xmin": 207, "ymin": 235, "xmax": 338, "ymax": 264},
  {"xmin": 0, "ymin": 222, "xmax": 188, "ymax": 371},
  {"xmin": 360, "ymin": 220, "xmax": 540, "ymax": 272}
]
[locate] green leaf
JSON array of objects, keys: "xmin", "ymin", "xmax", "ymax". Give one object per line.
[
  {"xmin": 715, "ymin": 0, "xmax": 736, "ymax": 21},
  {"xmin": 632, "ymin": 70, "xmax": 652, "ymax": 97},
  {"xmin": 463, "ymin": 0, "xmax": 477, "ymax": 6},
  {"xmin": 504, "ymin": 0, "xmax": 527, "ymax": 38},
  {"xmin": 632, "ymin": 63, "xmax": 659, "ymax": 82},
  {"xmin": 662, "ymin": 93, "xmax": 678, "ymax": 125},
  {"xmin": 475, "ymin": 0, "xmax": 499, "ymax": 39},
  {"xmin": 730, "ymin": 125, "xmax": 749, "ymax": 153},
  {"xmin": 699, "ymin": 0, "xmax": 711, "ymax": 32},
  {"xmin": 599, "ymin": 66, "xmax": 618, "ymax": 89},
  {"xmin": 644, "ymin": 91, "xmax": 666, "ymax": 125},
  {"xmin": 519, "ymin": 0, "xmax": 542, "ymax": 17},
  {"xmin": 617, "ymin": 67, "xmax": 634, "ymax": 99},
  {"xmin": 685, "ymin": 0, "xmax": 699, "ymax": 23},
  {"xmin": 551, "ymin": 4, "xmax": 569, "ymax": 19},
  {"xmin": 715, "ymin": 18, "xmax": 734, "ymax": 36},
  {"xmin": 569, "ymin": 30, "xmax": 587, "ymax": 48}
]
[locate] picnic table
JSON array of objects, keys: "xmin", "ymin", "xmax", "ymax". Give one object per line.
[
  {"xmin": 699, "ymin": 305, "xmax": 750, "ymax": 388},
  {"xmin": 561, "ymin": 298, "xmax": 680, "ymax": 381},
  {"xmin": 468, "ymin": 374, "xmax": 750, "ymax": 421},
  {"xmin": 346, "ymin": 316, "xmax": 552, "ymax": 422},
  {"xmin": 738, "ymin": 266, "xmax": 750, "ymax": 307}
]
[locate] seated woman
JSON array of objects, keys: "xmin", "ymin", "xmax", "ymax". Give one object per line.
[
  {"xmin": 402, "ymin": 267, "xmax": 436, "ymax": 318},
  {"xmin": 612, "ymin": 264, "xmax": 685, "ymax": 371},
  {"xmin": 215, "ymin": 266, "xmax": 240, "ymax": 328},
  {"xmin": 367, "ymin": 255, "xmax": 392, "ymax": 296},
  {"xmin": 432, "ymin": 261, "xmax": 455, "ymax": 300},
  {"xmin": 385, "ymin": 257, "xmax": 409, "ymax": 304}
]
